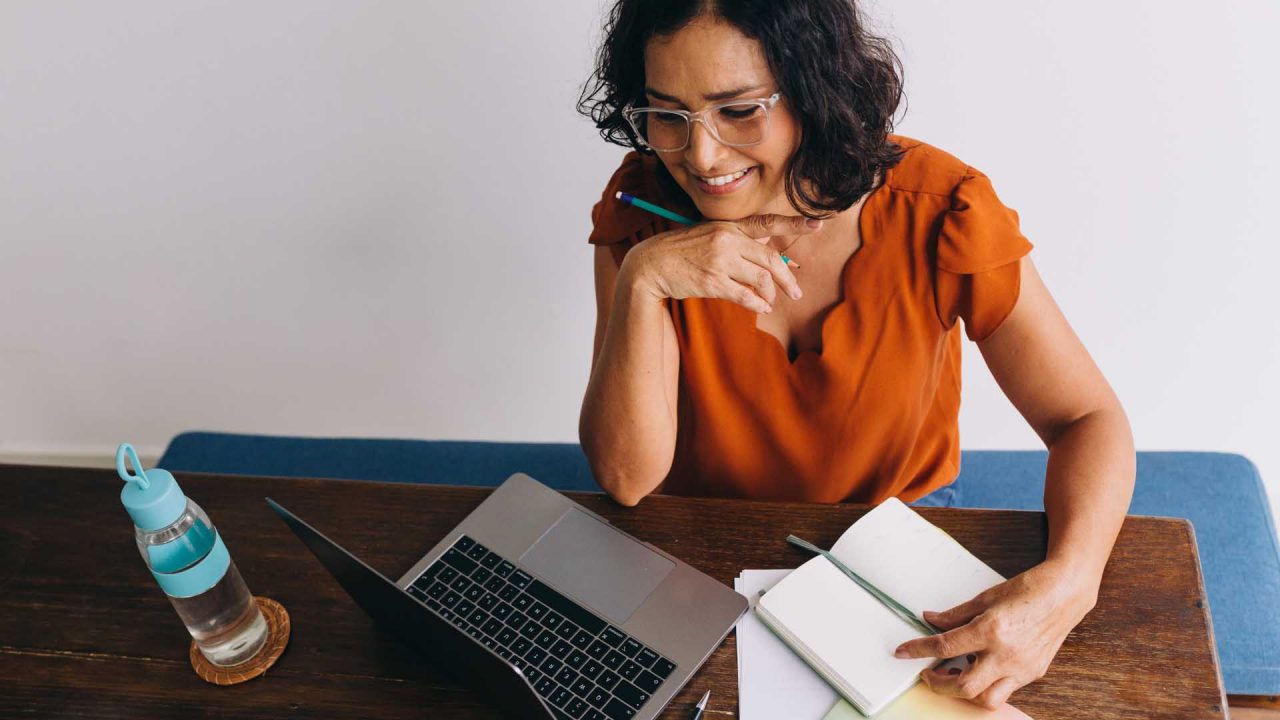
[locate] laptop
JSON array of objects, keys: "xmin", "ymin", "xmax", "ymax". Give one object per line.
[{"xmin": 267, "ymin": 472, "xmax": 748, "ymax": 720}]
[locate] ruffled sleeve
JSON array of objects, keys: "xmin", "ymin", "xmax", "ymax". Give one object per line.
[
  {"xmin": 934, "ymin": 167, "xmax": 1034, "ymax": 341},
  {"xmin": 588, "ymin": 151, "xmax": 697, "ymax": 249}
]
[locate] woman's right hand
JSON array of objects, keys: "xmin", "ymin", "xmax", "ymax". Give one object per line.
[{"xmin": 621, "ymin": 214, "xmax": 822, "ymax": 314}]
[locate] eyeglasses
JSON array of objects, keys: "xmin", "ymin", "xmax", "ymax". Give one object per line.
[{"xmin": 623, "ymin": 92, "xmax": 782, "ymax": 153}]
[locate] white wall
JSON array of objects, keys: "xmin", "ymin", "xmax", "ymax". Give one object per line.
[{"xmin": 3, "ymin": 1, "xmax": 1277, "ymax": 527}]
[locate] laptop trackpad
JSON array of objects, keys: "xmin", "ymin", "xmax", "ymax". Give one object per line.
[{"xmin": 519, "ymin": 508, "xmax": 674, "ymax": 624}]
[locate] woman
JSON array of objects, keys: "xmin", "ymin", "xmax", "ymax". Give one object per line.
[{"xmin": 577, "ymin": 0, "xmax": 1135, "ymax": 709}]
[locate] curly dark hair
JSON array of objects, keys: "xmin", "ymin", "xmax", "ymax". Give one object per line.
[{"xmin": 578, "ymin": 0, "xmax": 907, "ymax": 218}]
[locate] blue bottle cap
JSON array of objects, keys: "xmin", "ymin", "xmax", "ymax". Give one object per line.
[{"xmin": 116, "ymin": 443, "xmax": 188, "ymax": 531}]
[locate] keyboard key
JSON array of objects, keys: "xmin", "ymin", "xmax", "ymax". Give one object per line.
[
  {"xmin": 455, "ymin": 600, "xmax": 475, "ymax": 617},
  {"xmin": 468, "ymin": 608, "xmax": 487, "ymax": 626},
  {"xmin": 556, "ymin": 621, "xmax": 579, "ymax": 640},
  {"xmin": 612, "ymin": 680, "xmax": 649, "ymax": 710},
  {"xmin": 555, "ymin": 666, "xmax": 578, "ymax": 687},
  {"xmin": 492, "ymin": 603, "xmax": 512, "ymax": 621},
  {"xmin": 651, "ymin": 657, "xmax": 676, "ymax": 679},
  {"xmin": 437, "ymin": 565, "xmax": 459, "ymax": 585},
  {"xmin": 596, "ymin": 669, "xmax": 621, "ymax": 691},
  {"xmin": 566, "ymin": 649, "xmax": 588, "ymax": 669},
  {"xmin": 551, "ymin": 639, "xmax": 574, "ymax": 658},
  {"xmin": 450, "ymin": 575, "xmax": 472, "ymax": 593},
  {"xmin": 620, "ymin": 638, "xmax": 642, "ymax": 658},
  {"xmin": 587, "ymin": 640, "xmax": 611, "ymax": 659},
  {"xmin": 535, "ymin": 676, "xmax": 556, "ymax": 696},
  {"xmin": 464, "ymin": 584, "xmax": 485, "ymax": 602},
  {"xmin": 498, "ymin": 584, "xmax": 520, "ymax": 601},
  {"xmin": 513, "ymin": 637, "xmax": 532, "ymax": 655},
  {"xmin": 601, "ymin": 697, "xmax": 637, "ymax": 719},
  {"xmin": 506, "ymin": 612, "xmax": 528, "ymax": 630},
  {"xmin": 426, "ymin": 599, "xmax": 441, "ymax": 612},
  {"xmin": 413, "ymin": 566, "xmax": 439, "ymax": 589},
  {"xmin": 634, "ymin": 669, "xmax": 663, "ymax": 693},
  {"xmin": 510, "ymin": 570, "xmax": 534, "ymax": 589},
  {"xmin": 498, "ymin": 647, "xmax": 512, "ymax": 659},
  {"xmin": 526, "ymin": 581, "xmax": 608, "ymax": 635},
  {"xmin": 427, "ymin": 582, "xmax": 448, "ymax": 600},
  {"xmin": 482, "ymin": 618, "xmax": 504, "ymax": 636},
  {"xmin": 443, "ymin": 548, "xmax": 478, "ymax": 575},
  {"xmin": 478, "ymin": 593, "xmax": 498, "ymax": 611},
  {"xmin": 541, "ymin": 655, "xmax": 563, "ymax": 676},
  {"xmin": 465, "ymin": 542, "xmax": 490, "ymax": 562},
  {"xmin": 567, "ymin": 697, "xmax": 588, "ymax": 717},
  {"xmin": 634, "ymin": 648, "xmax": 658, "ymax": 667},
  {"xmin": 580, "ymin": 659, "xmax": 604, "ymax": 680},
  {"xmin": 497, "ymin": 627, "xmax": 518, "ymax": 646},
  {"xmin": 527, "ymin": 602, "xmax": 548, "ymax": 622},
  {"xmin": 602, "ymin": 650, "xmax": 625, "ymax": 670},
  {"xmin": 484, "ymin": 575, "xmax": 505, "ymax": 592},
  {"xmin": 587, "ymin": 685, "xmax": 610, "ymax": 707},
  {"xmin": 455, "ymin": 535, "xmax": 476, "ymax": 552},
  {"xmin": 407, "ymin": 586, "xmax": 428, "ymax": 602},
  {"xmin": 543, "ymin": 612, "xmax": 563, "ymax": 631},
  {"xmin": 513, "ymin": 594, "xmax": 533, "ymax": 612},
  {"xmin": 495, "ymin": 560, "xmax": 516, "ymax": 578},
  {"xmin": 600, "ymin": 627, "xmax": 626, "ymax": 647},
  {"xmin": 571, "ymin": 629, "xmax": 594, "ymax": 649},
  {"xmin": 472, "ymin": 567, "xmax": 492, "ymax": 584},
  {"xmin": 618, "ymin": 660, "xmax": 641, "ymax": 681},
  {"xmin": 550, "ymin": 686, "xmax": 573, "ymax": 708},
  {"xmin": 526, "ymin": 646, "xmax": 548, "ymax": 665},
  {"xmin": 480, "ymin": 552, "xmax": 501, "ymax": 569},
  {"xmin": 586, "ymin": 710, "xmax": 607, "ymax": 720},
  {"xmin": 520, "ymin": 621, "xmax": 542, "ymax": 640},
  {"xmin": 571, "ymin": 676, "xmax": 593, "ymax": 697},
  {"xmin": 526, "ymin": 667, "xmax": 543, "ymax": 684}
]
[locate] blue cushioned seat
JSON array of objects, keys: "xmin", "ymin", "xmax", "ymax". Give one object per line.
[
  {"xmin": 159, "ymin": 432, "xmax": 1279, "ymax": 694},
  {"xmin": 948, "ymin": 451, "xmax": 1280, "ymax": 695},
  {"xmin": 159, "ymin": 431, "xmax": 598, "ymax": 492}
]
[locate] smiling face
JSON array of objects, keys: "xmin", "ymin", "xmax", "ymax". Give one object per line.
[{"xmin": 642, "ymin": 15, "xmax": 801, "ymax": 220}]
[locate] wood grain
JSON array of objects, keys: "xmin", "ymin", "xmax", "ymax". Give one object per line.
[{"xmin": 0, "ymin": 465, "xmax": 1227, "ymax": 718}]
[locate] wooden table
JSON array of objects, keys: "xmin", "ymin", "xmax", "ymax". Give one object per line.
[{"xmin": 0, "ymin": 465, "xmax": 1227, "ymax": 719}]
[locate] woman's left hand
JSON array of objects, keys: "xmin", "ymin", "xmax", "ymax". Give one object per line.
[{"xmin": 892, "ymin": 560, "xmax": 1100, "ymax": 709}]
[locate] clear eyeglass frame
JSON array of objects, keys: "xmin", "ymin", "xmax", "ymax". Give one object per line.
[{"xmin": 623, "ymin": 92, "xmax": 782, "ymax": 153}]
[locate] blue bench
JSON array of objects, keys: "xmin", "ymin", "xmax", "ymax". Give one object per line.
[{"xmin": 160, "ymin": 431, "xmax": 1280, "ymax": 695}]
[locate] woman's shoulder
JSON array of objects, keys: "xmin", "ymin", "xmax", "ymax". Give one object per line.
[
  {"xmin": 883, "ymin": 134, "xmax": 984, "ymax": 197},
  {"xmin": 588, "ymin": 151, "xmax": 695, "ymax": 247}
]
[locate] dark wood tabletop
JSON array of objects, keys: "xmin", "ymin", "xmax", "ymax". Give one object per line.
[{"xmin": 0, "ymin": 464, "xmax": 1226, "ymax": 719}]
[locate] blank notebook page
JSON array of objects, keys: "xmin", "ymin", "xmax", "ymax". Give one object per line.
[{"xmin": 830, "ymin": 497, "xmax": 1006, "ymax": 619}]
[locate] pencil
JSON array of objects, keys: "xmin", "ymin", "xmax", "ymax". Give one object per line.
[{"xmin": 613, "ymin": 192, "xmax": 797, "ymax": 266}]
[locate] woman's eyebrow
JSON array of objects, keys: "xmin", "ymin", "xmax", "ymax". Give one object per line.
[{"xmin": 643, "ymin": 84, "xmax": 768, "ymax": 106}]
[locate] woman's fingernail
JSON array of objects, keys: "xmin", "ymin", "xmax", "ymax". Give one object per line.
[
  {"xmin": 894, "ymin": 646, "xmax": 909, "ymax": 659},
  {"xmin": 966, "ymin": 654, "xmax": 977, "ymax": 663},
  {"xmin": 805, "ymin": 218, "xmax": 821, "ymax": 228},
  {"xmin": 792, "ymin": 289, "xmax": 802, "ymax": 300},
  {"xmin": 948, "ymin": 667, "xmax": 962, "ymax": 676}
]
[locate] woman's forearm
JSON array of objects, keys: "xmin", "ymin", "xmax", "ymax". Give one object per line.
[
  {"xmin": 579, "ymin": 261, "xmax": 678, "ymax": 506},
  {"xmin": 1041, "ymin": 405, "xmax": 1136, "ymax": 594}
]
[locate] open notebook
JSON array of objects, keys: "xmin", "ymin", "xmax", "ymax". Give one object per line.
[{"xmin": 754, "ymin": 497, "xmax": 1006, "ymax": 716}]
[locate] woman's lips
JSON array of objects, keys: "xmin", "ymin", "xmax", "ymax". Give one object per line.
[{"xmin": 692, "ymin": 166, "xmax": 755, "ymax": 196}]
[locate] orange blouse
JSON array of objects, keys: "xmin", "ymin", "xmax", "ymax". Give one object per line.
[{"xmin": 587, "ymin": 135, "xmax": 1033, "ymax": 504}]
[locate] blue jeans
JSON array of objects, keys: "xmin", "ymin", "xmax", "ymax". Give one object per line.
[{"xmin": 909, "ymin": 480, "xmax": 959, "ymax": 508}]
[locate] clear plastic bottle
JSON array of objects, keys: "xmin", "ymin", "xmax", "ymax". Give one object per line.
[{"xmin": 118, "ymin": 444, "xmax": 268, "ymax": 666}]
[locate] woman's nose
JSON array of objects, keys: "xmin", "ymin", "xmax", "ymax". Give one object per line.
[{"xmin": 684, "ymin": 119, "xmax": 723, "ymax": 172}]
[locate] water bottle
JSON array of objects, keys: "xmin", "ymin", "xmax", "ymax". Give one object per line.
[{"xmin": 116, "ymin": 443, "xmax": 269, "ymax": 666}]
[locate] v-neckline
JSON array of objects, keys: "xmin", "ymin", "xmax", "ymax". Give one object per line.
[{"xmin": 748, "ymin": 179, "xmax": 886, "ymax": 367}]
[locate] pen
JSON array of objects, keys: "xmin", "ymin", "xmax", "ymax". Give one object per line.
[
  {"xmin": 690, "ymin": 689, "xmax": 709, "ymax": 720},
  {"xmin": 785, "ymin": 534, "xmax": 940, "ymax": 638},
  {"xmin": 614, "ymin": 191, "xmax": 796, "ymax": 266}
]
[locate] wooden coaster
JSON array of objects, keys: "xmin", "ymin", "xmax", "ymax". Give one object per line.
[{"xmin": 190, "ymin": 596, "xmax": 290, "ymax": 685}]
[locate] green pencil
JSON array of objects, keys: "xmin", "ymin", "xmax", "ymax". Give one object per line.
[{"xmin": 614, "ymin": 191, "xmax": 795, "ymax": 266}]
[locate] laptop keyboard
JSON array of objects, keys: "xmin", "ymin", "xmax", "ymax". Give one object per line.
[{"xmin": 407, "ymin": 535, "xmax": 677, "ymax": 720}]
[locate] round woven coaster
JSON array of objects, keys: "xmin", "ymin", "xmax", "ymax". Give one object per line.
[{"xmin": 189, "ymin": 596, "xmax": 290, "ymax": 686}]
